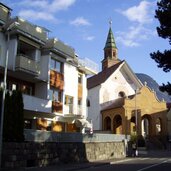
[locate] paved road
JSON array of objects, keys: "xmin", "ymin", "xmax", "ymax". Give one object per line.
[{"xmin": 76, "ymin": 157, "xmax": 171, "ymax": 171}]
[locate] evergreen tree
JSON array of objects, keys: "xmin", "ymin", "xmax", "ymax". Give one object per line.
[
  {"xmin": 3, "ymin": 91, "xmax": 13, "ymax": 141},
  {"xmin": 2, "ymin": 90, "xmax": 24, "ymax": 142},
  {"xmin": 10, "ymin": 90, "xmax": 24, "ymax": 142},
  {"xmin": 150, "ymin": 0, "xmax": 171, "ymax": 95}
]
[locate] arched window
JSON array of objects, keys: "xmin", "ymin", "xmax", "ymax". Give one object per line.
[
  {"xmin": 113, "ymin": 115, "xmax": 122, "ymax": 134},
  {"xmin": 118, "ymin": 91, "xmax": 125, "ymax": 98},
  {"xmin": 87, "ymin": 99, "xmax": 90, "ymax": 107},
  {"xmin": 156, "ymin": 118, "xmax": 162, "ymax": 135},
  {"xmin": 104, "ymin": 117, "xmax": 111, "ymax": 131}
]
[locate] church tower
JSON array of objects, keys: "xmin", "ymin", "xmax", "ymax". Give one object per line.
[{"xmin": 102, "ymin": 21, "xmax": 120, "ymax": 70}]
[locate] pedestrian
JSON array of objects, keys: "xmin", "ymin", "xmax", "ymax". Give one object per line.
[{"xmin": 132, "ymin": 143, "xmax": 137, "ymax": 157}]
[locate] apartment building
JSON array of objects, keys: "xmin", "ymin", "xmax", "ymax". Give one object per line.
[{"xmin": 0, "ymin": 2, "xmax": 98, "ymax": 133}]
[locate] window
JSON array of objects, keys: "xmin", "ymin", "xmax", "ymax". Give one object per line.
[
  {"xmin": 65, "ymin": 95, "xmax": 73, "ymax": 114},
  {"xmin": 87, "ymin": 99, "xmax": 90, "ymax": 107},
  {"xmin": 49, "ymin": 88, "xmax": 62, "ymax": 102},
  {"xmin": 78, "ymin": 99, "xmax": 82, "ymax": 106},
  {"xmin": 24, "ymin": 119, "xmax": 32, "ymax": 129},
  {"xmin": 7, "ymin": 82, "xmax": 17, "ymax": 91},
  {"xmin": 118, "ymin": 91, "xmax": 125, "ymax": 98},
  {"xmin": 65, "ymin": 95, "xmax": 73, "ymax": 105},
  {"xmin": 78, "ymin": 74, "xmax": 82, "ymax": 84},
  {"xmin": 50, "ymin": 58, "xmax": 63, "ymax": 73},
  {"xmin": 21, "ymin": 84, "xmax": 32, "ymax": 95}
]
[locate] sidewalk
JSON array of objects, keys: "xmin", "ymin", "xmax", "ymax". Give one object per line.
[
  {"xmin": 7, "ymin": 158, "xmax": 128, "ymax": 171},
  {"xmin": 3, "ymin": 149, "xmax": 171, "ymax": 171}
]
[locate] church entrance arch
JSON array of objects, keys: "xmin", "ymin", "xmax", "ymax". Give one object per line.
[
  {"xmin": 130, "ymin": 116, "xmax": 136, "ymax": 134},
  {"xmin": 141, "ymin": 115, "xmax": 152, "ymax": 138},
  {"xmin": 104, "ymin": 116, "xmax": 111, "ymax": 131},
  {"xmin": 156, "ymin": 118, "xmax": 162, "ymax": 135},
  {"xmin": 113, "ymin": 115, "xmax": 122, "ymax": 134}
]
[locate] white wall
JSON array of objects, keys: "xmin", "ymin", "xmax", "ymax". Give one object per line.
[
  {"xmin": 88, "ymin": 85, "xmax": 101, "ymax": 130},
  {"xmin": 100, "ymin": 70, "xmax": 136, "ymax": 109},
  {"xmin": 82, "ymin": 73, "xmax": 87, "ymax": 117},
  {"xmin": 88, "ymin": 69, "xmax": 137, "ymax": 130},
  {"xmin": 64, "ymin": 63, "xmax": 78, "ymax": 114}
]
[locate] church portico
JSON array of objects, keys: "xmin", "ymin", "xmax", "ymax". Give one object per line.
[{"xmin": 101, "ymin": 86, "xmax": 167, "ymax": 138}]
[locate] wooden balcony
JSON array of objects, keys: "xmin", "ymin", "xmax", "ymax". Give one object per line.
[
  {"xmin": 50, "ymin": 70, "xmax": 64, "ymax": 90},
  {"xmin": 78, "ymin": 83, "xmax": 83, "ymax": 99}
]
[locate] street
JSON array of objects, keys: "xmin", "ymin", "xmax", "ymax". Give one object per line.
[
  {"xmin": 18, "ymin": 150, "xmax": 171, "ymax": 171},
  {"xmin": 76, "ymin": 157, "xmax": 171, "ymax": 171}
]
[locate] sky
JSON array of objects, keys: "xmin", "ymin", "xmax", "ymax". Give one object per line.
[{"xmin": 1, "ymin": 0, "xmax": 170, "ymax": 85}]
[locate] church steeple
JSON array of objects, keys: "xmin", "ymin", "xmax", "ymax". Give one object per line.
[{"xmin": 102, "ymin": 20, "xmax": 120, "ymax": 70}]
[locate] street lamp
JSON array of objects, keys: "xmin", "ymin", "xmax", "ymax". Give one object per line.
[
  {"xmin": 135, "ymin": 89, "xmax": 138, "ymax": 135},
  {"xmin": 0, "ymin": 21, "xmax": 20, "ymax": 168},
  {"xmin": 135, "ymin": 88, "xmax": 139, "ymax": 156}
]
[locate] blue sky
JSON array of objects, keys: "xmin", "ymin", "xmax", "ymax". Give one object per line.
[{"xmin": 2, "ymin": 0, "xmax": 170, "ymax": 85}]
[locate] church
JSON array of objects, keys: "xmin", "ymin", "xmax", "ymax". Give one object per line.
[{"xmin": 87, "ymin": 24, "xmax": 168, "ymax": 140}]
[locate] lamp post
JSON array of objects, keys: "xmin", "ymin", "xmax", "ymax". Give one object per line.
[
  {"xmin": 135, "ymin": 89, "xmax": 138, "ymax": 135},
  {"xmin": 0, "ymin": 21, "xmax": 19, "ymax": 168},
  {"xmin": 135, "ymin": 88, "xmax": 139, "ymax": 156}
]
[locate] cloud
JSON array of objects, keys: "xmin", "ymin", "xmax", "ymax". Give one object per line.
[
  {"xmin": 84, "ymin": 36, "xmax": 95, "ymax": 41},
  {"xmin": 116, "ymin": 25, "xmax": 156, "ymax": 47},
  {"xmin": 16, "ymin": 0, "xmax": 76, "ymax": 21},
  {"xmin": 18, "ymin": 10, "xmax": 57, "ymax": 22},
  {"xmin": 118, "ymin": 0, "xmax": 154, "ymax": 24},
  {"xmin": 115, "ymin": 1, "xmax": 156, "ymax": 47},
  {"xmin": 18, "ymin": 0, "xmax": 76, "ymax": 12},
  {"xmin": 70, "ymin": 17, "xmax": 91, "ymax": 26}
]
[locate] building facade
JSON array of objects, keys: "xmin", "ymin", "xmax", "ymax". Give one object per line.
[
  {"xmin": 87, "ymin": 24, "xmax": 168, "ymax": 138},
  {"xmin": 0, "ymin": 3, "xmax": 98, "ymax": 133}
]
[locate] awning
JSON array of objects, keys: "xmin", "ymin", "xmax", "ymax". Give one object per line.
[{"xmin": 75, "ymin": 119, "xmax": 92, "ymax": 128}]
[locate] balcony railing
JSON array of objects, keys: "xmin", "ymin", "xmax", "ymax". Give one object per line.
[
  {"xmin": 65, "ymin": 104, "xmax": 74, "ymax": 114},
  {"xmin": 64, "ymin": 104, "xmax": 85, "ymax": 116},
  {"xmin": 8, "ymin": 17, "xmax": 47, "ymax": 43},
  {"xmin": 0, "ymin": 5, "xmax": 9, "ymax": 24},
  {"xmin": 15, "ymin": 54, "xmax": 40, "ymax": 76},
  {"xmin": 23, "ymin": 94, "xmax": 52, "ymax": 113},
  {"xmin": 78, "ymin": 58, "xmax": 99, "ymax": 75},
  {"xmin": 45, "ymin": 39, "xmax": 75, "ymax": 58}
]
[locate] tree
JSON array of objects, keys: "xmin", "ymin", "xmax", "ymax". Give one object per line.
[
  {"xmin": 150, "ymin": 0, "xmax": 171, "ymax": 95},
  {"xmin": 12, "ymin": 90, "xmax": 24, "ymax": 141},
  {"xmin": 2, "ymin": 90, "xmax": 24, "ymax": 142}
]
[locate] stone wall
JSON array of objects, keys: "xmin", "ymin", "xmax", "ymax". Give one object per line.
[{"xmin": 2, "ymin": 141, "xmax": 125, "ymax": 169}]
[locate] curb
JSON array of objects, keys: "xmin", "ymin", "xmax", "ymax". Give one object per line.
[{"xmin": 65, "ymin": 162, "xmax": 111, "ymax": 171}]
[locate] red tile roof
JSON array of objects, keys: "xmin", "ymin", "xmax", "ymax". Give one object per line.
[{"xmin": 87, "ymin": 60, "xmax": 124, "ymax": 89}]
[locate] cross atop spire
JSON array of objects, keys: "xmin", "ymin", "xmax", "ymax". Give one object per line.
[
  {"xmin": 102, "ymin": 21, "xmax": 120, "ymax": 70},
  {"xmin": 109, "ymin": 19, "xmax": 112, "ymax": 27},
  {"xmin": 104, "ymin": 23, "xmax": 117, "ymax": 50}
]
